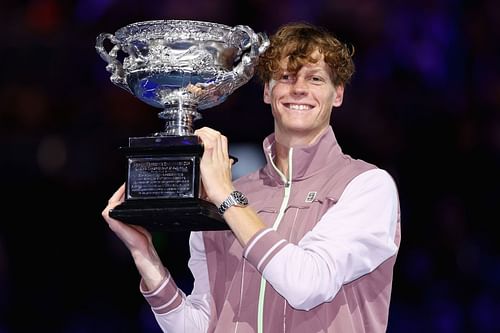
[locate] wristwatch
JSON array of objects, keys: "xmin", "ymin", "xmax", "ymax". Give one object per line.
[{"xmin": 218, "ymin": 191, "xmax": 248, "ymax": 215}]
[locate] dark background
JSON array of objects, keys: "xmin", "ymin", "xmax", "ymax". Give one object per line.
[{"xmin": 1, "ymin": 0, "xmax": 499, "ymax": 332}]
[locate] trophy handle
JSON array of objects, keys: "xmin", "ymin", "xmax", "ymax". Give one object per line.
[
  {"xmin": 95, "ymin": 33, "xmax": 131, "ymax": 92},
  {"xmin": 232, "ymin": 25, "xmax": 270, "ymax": 79}
]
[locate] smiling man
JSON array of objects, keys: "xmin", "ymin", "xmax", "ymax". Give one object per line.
[{"xmin": 103, "ymin": 22, "xmax": 401, "ymax": 333}]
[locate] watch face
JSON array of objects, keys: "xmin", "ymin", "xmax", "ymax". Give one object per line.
[
  {"xmin": 219, "ymin": 191, "xmax": 248, "ymax": 215},
  {"xmin": 233, "ymin": 191, "xmax": 248, "ymax": 206}
]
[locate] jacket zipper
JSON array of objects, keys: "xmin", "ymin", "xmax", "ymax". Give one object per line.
[{"xmin": 257, "ymin": 148, "xmax": 293, "ymax": 333}]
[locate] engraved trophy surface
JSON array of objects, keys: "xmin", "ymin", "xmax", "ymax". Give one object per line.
[{"xmin": 96, "ymin": 20, "xmax": 269, "ymax": 231}]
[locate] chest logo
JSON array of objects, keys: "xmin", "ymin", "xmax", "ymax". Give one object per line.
[{"xmin": 305, "ymin": 191, "xmax": 317, "ymax": 203}]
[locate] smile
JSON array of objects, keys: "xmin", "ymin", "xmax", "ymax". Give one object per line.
[{"xmin": 284, "ymin": 103, "xmax": 314, "ymax": 110}]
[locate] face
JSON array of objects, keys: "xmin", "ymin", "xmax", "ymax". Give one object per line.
[{"xmin": 263, "ymin": 51, "xmax": 344, "ymax": 145}]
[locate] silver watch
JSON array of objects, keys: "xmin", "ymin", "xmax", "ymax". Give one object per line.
[{"xmin": 218, "ymin": 191, "xmax": 248, "ymax": 215}]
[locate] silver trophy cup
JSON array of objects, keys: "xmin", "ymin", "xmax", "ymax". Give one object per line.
[{"xmin": 96, "ymin": 20, "xmax": 269, "ymax": 231}]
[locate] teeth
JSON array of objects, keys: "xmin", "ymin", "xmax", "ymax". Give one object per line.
[{"xmin": 288, "ymin": 104, "xmax": 311, "ymax": 110}]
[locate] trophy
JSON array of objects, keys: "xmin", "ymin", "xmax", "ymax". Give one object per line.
[{"xmin": 96, "ymin": 20, "xmax": 269, "ymax": 231}]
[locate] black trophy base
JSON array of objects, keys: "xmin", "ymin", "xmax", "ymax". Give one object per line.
[{"xmin": 109, "ymin": 198, "xmax": 229, "ymax": 232}]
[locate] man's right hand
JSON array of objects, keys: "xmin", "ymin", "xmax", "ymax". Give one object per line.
[{"xmin": 102, "ymin": 183, "xmax": 167, "ymax": 291}]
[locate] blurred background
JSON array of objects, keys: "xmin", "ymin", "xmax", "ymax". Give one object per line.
[{"xmin": 1, "ymin": 0, "xmax": 499, "ymax": 332}]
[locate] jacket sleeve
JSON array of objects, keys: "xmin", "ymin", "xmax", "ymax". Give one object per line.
[
  {"xmin": 141, "ymin": 231, "xmax": 211, "ymax": 332},
  {"xmin": 243, "ymin": 168, "xmax": 400, "ymax": 310}
]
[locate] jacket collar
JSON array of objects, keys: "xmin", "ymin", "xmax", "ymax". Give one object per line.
[{"xmin": 262, "ymin": 126, "xmax": 344, "ymax": 182}]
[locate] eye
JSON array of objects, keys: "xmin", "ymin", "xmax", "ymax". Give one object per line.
[
  {"xmin": 280, "ymin": 73, "xmax": 294, "ymax": 82},
  {"xmin": 310, "ymin": 75, "xmax": 325, "ymax": 83}
]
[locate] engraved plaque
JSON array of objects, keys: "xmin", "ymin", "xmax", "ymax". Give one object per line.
[{"xmin": 128, "ymin": 157, "xmax": 196, "ymax": 199}]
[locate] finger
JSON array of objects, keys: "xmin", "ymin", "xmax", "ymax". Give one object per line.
[
  {"xmin": 221, "ymin": 135, "xmax": 229, "ymax": 161},
  {"xmin": 196, "ymin": 130, "xmax": 216, "ymax": 153},
  {"xmin": 195, "ymin": 127, "xmax": 220, "ymax": 144},
  {"xmin": 195, "ymin": 126, "xmax": 219, "ymax": 135},
  {"xmin": 198, "ymin": 130, "xmax": 224, "ymax": 164},
  {"xmin": 103, "ymin": 183, "xmax": 126, "ymax": 220},
  {"xmin": 108, "ymin": 182, "xmax": 126, "ymax": 205}
]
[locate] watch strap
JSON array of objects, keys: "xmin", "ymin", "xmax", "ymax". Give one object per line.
[{"xmin": 218, "ymin": 190, "xmax": 248, "ymax": 215}]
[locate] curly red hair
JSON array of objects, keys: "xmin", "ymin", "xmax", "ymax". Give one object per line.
[{"xmin": 256, "ymin": 22, "xmax": 355, "ymax": 87}]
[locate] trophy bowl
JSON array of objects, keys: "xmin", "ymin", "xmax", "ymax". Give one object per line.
[
  {"xmin": 96, "ymin": 20, "xmax": 269, "ymax": 231},
  {"xmin": 96, "ymin": 19, "xmax": 269, "ymax": 135}
]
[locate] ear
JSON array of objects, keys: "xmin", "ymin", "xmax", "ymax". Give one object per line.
[
  {"xmin": 263, "ymin": 82, "xmax": 271, "ymax": 104},
  {"xmin": 332, "ymin": 85, "xmax": 345, "ymax": 107}
]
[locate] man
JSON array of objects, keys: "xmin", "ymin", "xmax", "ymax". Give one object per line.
[{"xmin": 103, "ymin": 22, "xmax": 401, "ymax": 333}]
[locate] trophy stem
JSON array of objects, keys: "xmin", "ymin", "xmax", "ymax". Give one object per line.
[{"xmin": 157, "ymin": 104, "xmax": 201, "ymax": 136}]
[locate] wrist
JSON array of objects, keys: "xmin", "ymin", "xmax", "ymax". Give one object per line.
[
  {"xmin": 135, "ymin": 258, "xmax": 167, "ymax": 290},
  {"xmin": 211, "ymin": 186, "xmax": 235, "ymax": 208},
  {"xmin": 218, "ymin": 190, "xmax": 249, "ymax": 215},
  {"xmin": 131, "ymin": 249, "xmax": 166, "ymax": 282}
]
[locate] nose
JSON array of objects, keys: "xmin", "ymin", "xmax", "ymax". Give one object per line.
[{"xmin": 291, "ymin": 77, "xmax": 307, "ymax": 96}]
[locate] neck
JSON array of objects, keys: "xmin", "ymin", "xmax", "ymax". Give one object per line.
[
  {"xmin": 272, "ymin": 126, "xmax": 329, "ymax": 178},
  {"xmin": 274, "ymin": 142, "xmax": 290, "ymax": 178},
  {"xmin": 274, "ymin": 125, "xmax": 328, "ymax": 148}
]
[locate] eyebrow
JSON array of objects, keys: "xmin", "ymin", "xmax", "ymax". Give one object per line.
[
  {"xmin": 303, "ymin": 67, "xmax": 328, "ymax": 74},
  {"xmin": 282, "ymin": 67, "xmax": 329, "ymax": 75}
]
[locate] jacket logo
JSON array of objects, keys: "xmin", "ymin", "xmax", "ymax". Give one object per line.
[{"xmin": 305, "ymin": 191, "xmax": 317, "ymax": 203}]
